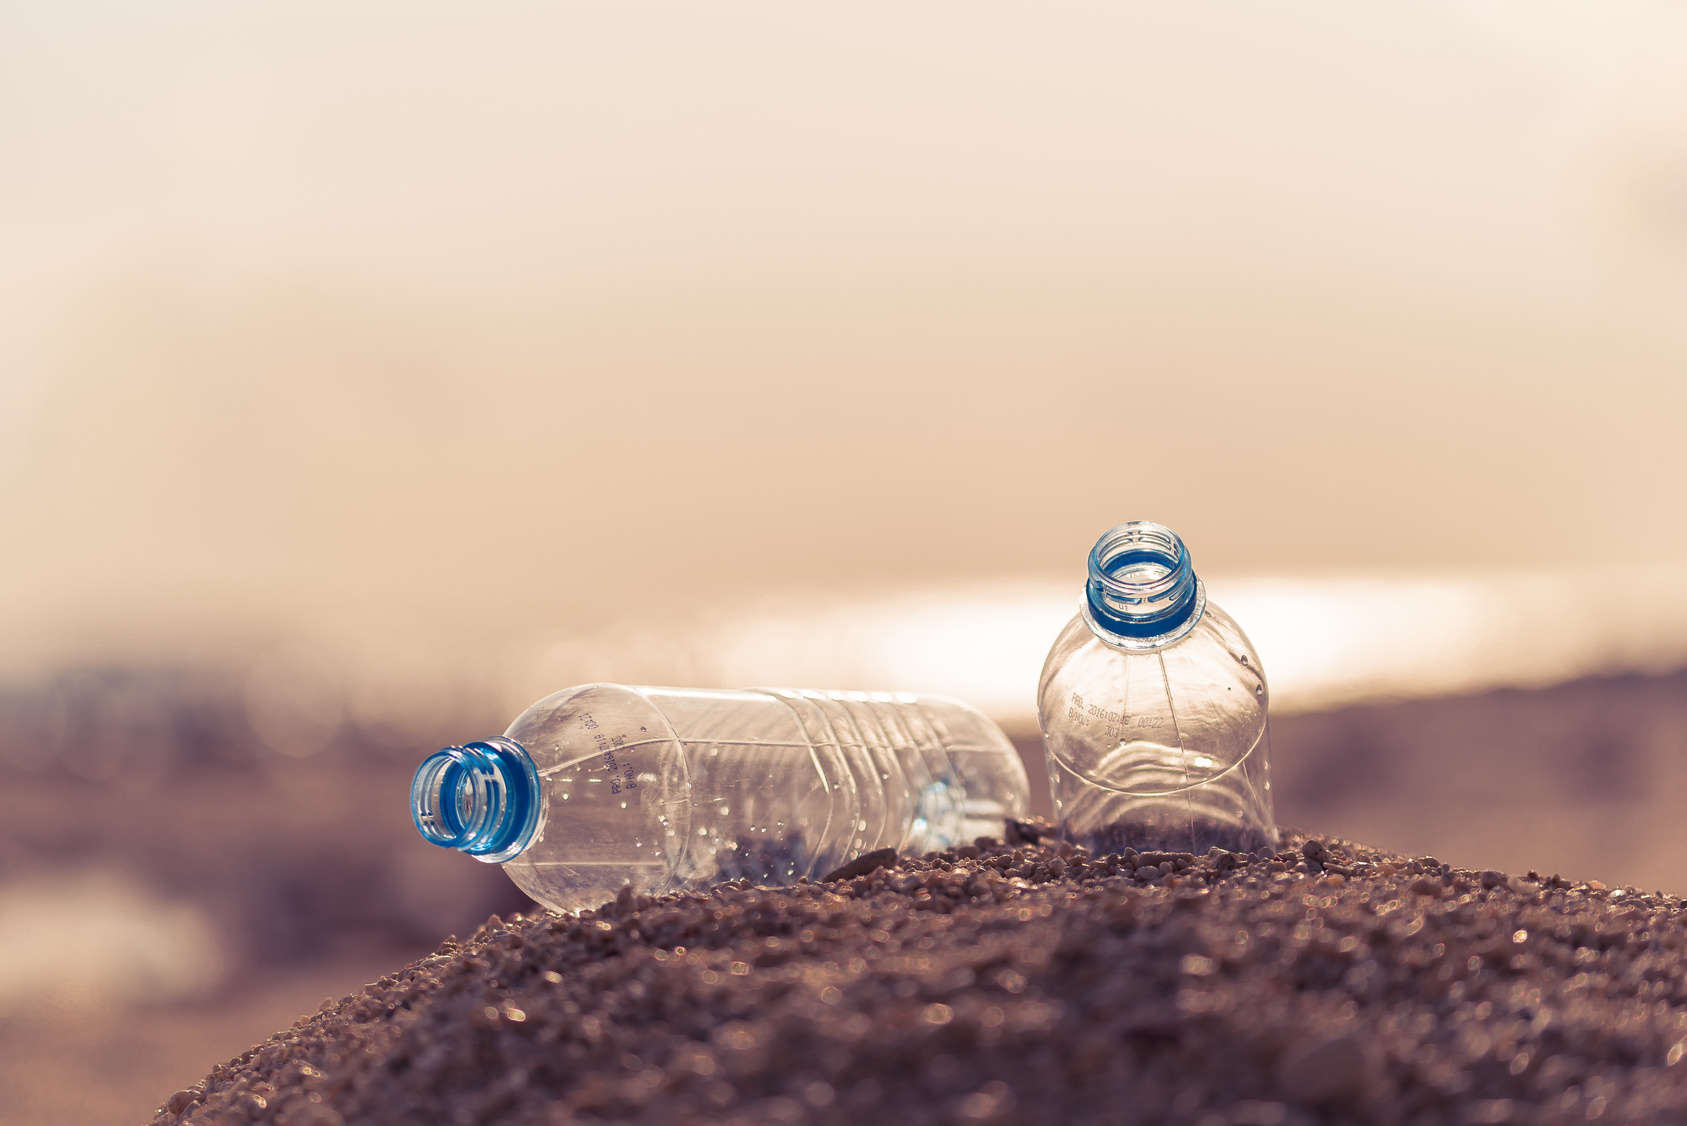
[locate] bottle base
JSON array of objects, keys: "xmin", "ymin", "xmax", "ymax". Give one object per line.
[{"xmin": 1067, "ymin": 816, "xmax": 1275, "ymax": 857}]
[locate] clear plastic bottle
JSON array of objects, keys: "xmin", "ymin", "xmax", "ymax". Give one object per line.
[
  {"xmin": 411, "ymin": 684, "xmax": 1030, "ymax": 914},
  {"xmin": 1037, "ymin": 522, "xmax": 1277, "ymax": 856}
]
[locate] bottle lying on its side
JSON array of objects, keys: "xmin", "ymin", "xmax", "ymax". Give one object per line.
[{"xmin": 412, "ymin": 684, "xmax": 1031, "ymax": 914}]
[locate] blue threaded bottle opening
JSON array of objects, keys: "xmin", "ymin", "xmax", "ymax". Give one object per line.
[
  {"xmin": 411, "ymin": 737, "xmax": 542, "ymax": 864},
  {"xmin": 1081, "ymin": 520, "xmax": 1207, "ymax": 650}
]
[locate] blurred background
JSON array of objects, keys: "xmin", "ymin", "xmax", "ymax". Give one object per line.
[{"xmin": 4, "ymin": 1, "xmax": 1687, "ymax": 1121}]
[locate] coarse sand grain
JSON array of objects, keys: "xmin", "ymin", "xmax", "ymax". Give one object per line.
[{"xmin": 151, "ymin": 829, "xmax": 1687, "ymax": 1126}]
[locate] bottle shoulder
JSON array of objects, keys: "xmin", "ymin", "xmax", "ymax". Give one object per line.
[
  {"xmin": 1037, "ymin": 600, "xmax": 1269, "ymax": 797},
  {"xmin": 505, "ymin": 683, "xmax": 675, "ymax": 770},
  {"xmin": 1038, "ymin": 602, "xmax": 1268, "ymax": 719}
]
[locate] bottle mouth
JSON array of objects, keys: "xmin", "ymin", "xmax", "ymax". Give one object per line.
[
  {"xmin": 411, "ymin": 737, "xmax": 542, "ymax": 863},
  {"xmin": 1081, "ymin": 521, "xmax": 1206, "ymax": 650}
]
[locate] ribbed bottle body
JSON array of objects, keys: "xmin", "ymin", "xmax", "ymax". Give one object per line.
[
  {"xmin": 1038, "ymin": 600, "xmax": 1277, "ymax": 856},
  {"xmin": 497, "ymin": 685, "xmax": 1028, "ymax": 914}
]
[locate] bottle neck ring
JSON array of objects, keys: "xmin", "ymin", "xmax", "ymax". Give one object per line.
[
  {"xmin": 1081, "ymin": 521, "xmax": 1207, "ymax": 651},
  {"xmin": 411, "ymin": 737, "xmax": 541, "ymax": 863}
]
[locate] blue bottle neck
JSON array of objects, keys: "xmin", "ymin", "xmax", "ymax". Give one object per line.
[
  {"xmin": 1081, "ymin": 521, "xmax": 1207, "ymax": 650},
  {"xmin": 411, "ymin": 737, "xmax": 542, "ymax": 863}
]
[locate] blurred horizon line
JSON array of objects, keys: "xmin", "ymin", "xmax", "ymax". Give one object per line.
[{"xmin": 5, "ymin": 564, "xmax": 1686, "ymax": 759}]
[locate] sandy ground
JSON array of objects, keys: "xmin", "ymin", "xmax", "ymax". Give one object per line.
[
  {"xmin": 0, "ymin": 666, "xmax": 1683, "ymax": 1123},
  {"xmin": 149, "ymin": 831, "xmax": 1687, "ymax": 1125}
]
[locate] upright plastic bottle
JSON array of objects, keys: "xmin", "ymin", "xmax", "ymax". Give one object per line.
[
  {"xmin": 1037, "ymin": 522, "xmax": 1277, "ymax": 856},
  {"xmin": 412, "ymin": 685, "xmax": 1030, "ymax": 914}
]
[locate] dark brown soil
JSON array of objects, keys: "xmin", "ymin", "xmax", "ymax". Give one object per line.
[{"xmin": 151, "ymin": 830, "xmax": 1687, "ymax": 1126}]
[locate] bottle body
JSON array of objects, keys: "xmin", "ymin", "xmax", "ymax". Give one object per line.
[
  {"xmin": 1037, "ymin": 523, "xmax": 1277, "ymax": 856},
  {"xmin": 415, "ymin": 684, "xmax": 1030, "ymax": 914}
]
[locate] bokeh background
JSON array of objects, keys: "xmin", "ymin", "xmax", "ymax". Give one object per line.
[{"xmin": 4, "ymin": 2, "xmax": 1687, "ymax": 1122}]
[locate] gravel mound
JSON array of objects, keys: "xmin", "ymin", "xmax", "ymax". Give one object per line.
[{"xmin": 152, "ymin": 830, "xmax": 1687, "ymax": 1126}]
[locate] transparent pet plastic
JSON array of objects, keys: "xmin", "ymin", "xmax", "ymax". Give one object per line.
[
  {"xmin": 412, "ymin": 685, "xmax": 1030, "ymax": 914},
  {"xmin": 1037, "ymin": 522, "xmax": 1277, "ymax": 856}
]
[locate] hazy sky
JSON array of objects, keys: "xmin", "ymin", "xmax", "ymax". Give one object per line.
[{"xmin": 3, "ymin": 1, "xmax": 1686, "ymax": 675}]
